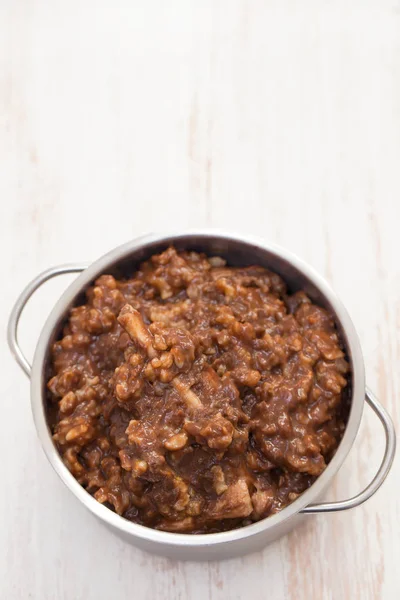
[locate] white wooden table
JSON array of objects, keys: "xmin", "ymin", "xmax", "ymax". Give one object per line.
[{"xmin": 1, "ymin": 1, "xmax": 399, "ymax": 598}]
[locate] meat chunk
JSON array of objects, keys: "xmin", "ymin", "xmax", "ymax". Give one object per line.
[
  {"xmin": 209, "ymin": 480, "xmax": 253, "ymax": 520},
  {"xmin": 172, "ymin": 377, "xmax": 202, "ymax": 409},
  {"xmin": 118, "ymin": 304, "xmax": 156, "ymax": 358}
]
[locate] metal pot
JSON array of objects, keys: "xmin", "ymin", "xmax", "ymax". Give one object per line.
[{"xmin": 8, "ymin": 231, "xmax": 396, "ymax": 560}]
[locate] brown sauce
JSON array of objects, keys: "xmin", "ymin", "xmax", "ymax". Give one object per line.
[{"xmin": 47, "ymin": 248, "xmax": 349, "ymax": 533}]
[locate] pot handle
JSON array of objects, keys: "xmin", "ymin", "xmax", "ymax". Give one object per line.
[
  {"xmin": 301, "ymin": 388, "xmax": 396, "ymax": 513},
  {"xmin": 8, "ymin": 264, "xmax": 88, "ymax": 378}
]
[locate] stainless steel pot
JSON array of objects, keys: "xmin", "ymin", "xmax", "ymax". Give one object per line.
[{"xmin": 8, "ymin": 231, "xmax": 396, "ymax": 560}]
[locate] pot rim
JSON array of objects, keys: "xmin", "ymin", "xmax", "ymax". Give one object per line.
[{"xmin": 30, "ymin": 229, "xmax": 366, "ymax": 548}]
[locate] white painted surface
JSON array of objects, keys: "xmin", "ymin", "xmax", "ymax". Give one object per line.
[{"xmin": 1, "ymin": 1, "xmax": 399, "ymax": 598}]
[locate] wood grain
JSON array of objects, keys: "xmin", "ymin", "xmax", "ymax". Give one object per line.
[{"xmin": 1, "ymin": 1, "xmax": 399, "ymax": 598}]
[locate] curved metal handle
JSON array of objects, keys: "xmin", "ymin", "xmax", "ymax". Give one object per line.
[
  {"xmin": 302, "ymin": 388, "xmax": 396, "ymax": 513},
  {"xmin": 8, "ymin": 264, "xmax": 87, "ymax": 378}
]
